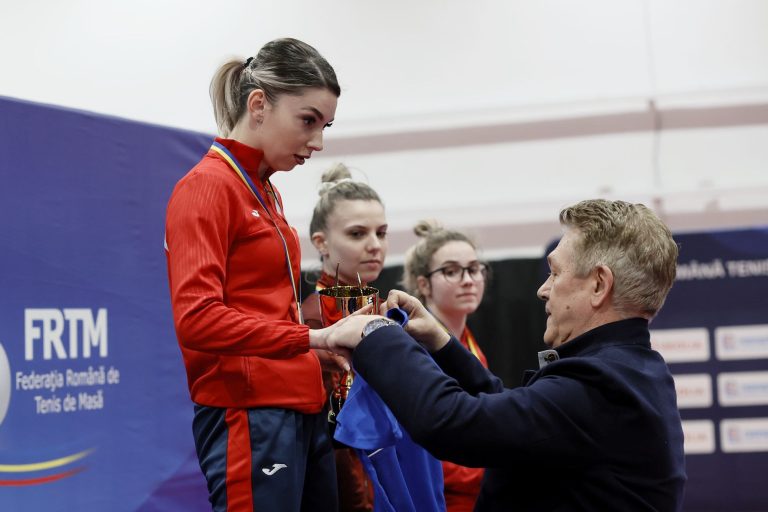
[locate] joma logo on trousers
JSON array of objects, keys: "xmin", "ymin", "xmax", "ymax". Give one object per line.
[{"xmin": 262, "ymin": 463, "xmax": 287, "ymax": 476}]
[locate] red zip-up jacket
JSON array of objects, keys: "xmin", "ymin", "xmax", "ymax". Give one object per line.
[{"xmin": 165, "ymin": 138, "xmax": 323, "ymax": 412}]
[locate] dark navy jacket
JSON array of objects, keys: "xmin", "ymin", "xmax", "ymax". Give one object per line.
[{"xmin": 353, "ymin": 318, "xmax": 686, "ymax": 511}]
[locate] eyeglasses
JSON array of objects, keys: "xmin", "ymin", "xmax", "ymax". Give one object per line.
[{"xmin": 425, "ymin": 262, "xmax": 488, "ymax": 283}]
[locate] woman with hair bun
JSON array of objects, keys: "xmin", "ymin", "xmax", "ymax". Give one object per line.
[
  {"xmin": 165, "ymin": 38, "xmax": 341, "ymax": 511},
  {"xmin": 301, "ymin": 162, "xmax": 387, "ymax": 512},
  {"xmin": 402, "ymin": 220, "xmax": 490, "ymax": 512}
]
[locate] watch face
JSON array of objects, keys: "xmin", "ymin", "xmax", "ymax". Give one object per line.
[{"xmin": 363, "ymin": 318, "xmax": 396, "ymax": 337}]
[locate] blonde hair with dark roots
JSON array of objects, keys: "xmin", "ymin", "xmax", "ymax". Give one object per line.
[
  {"xmin": 209, "ymin": 38, "xmax": 340, "ymax": 137},
  {"xmin": 560, "ymin": 199, "xmax": 678, "ymax": 317},
  {"xmin": 402, "ymin": 220, "xmax": 478, "ymax": 303},
  {"xmin": 308, "ymin": 163, "xmax": 383, "ymax": 238}
]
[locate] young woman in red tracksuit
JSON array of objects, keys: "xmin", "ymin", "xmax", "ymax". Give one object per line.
[
  {"xmin": 165, "ymin": 38, "xmax": 344, "ymax": 512},
  {"xmin": 300, "ymin": 163, "xmax": 387, "ymax": 512},
  {"xmin": 402, "ymin": 220, "xmax": 490, "ymax": 512}
]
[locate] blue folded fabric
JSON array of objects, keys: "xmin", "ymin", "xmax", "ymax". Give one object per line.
[{"xmin": 335, "ymin": 374, "xmax": 445, "ymax": 512}]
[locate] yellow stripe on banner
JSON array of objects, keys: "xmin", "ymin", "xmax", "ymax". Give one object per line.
[{"xmin": 0, "ymin": 448, "xmax": 95, "ymax": 473}]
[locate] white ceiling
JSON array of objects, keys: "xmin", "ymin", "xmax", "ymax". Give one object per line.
[
  {"xmin": 2, "ymin": 0, "xmax": 767, "ymax": 264},
  {"xmin": 2, "ymin": 0, "xmax": 765, "ymax": 135}
]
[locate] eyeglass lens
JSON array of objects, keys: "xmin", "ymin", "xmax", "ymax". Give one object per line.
[{"xmin": 440, "ymin": 264, "xmax": 487, "ymax": 282}]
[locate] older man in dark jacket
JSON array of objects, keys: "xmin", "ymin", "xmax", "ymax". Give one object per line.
[{"xmin": 314, "ymin": 199, "xmax": 686, "ymax": 511}]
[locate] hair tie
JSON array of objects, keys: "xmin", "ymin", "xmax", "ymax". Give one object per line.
[
  {"xmin": 319, "ymin": 178, "xmax": 354, "ymax": 194},
  {"xmin": 244, "ymin": 57, "xmax": 253, "ymax": 68}
]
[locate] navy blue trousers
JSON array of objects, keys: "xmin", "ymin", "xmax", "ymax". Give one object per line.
[{"xmin": 193, "ymin": 406, "xmax": 338, "ymax": 511}]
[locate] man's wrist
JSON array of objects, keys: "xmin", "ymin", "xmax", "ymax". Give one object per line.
[
  {"xmin": 361, "ymin": 317, "xmax": 399, "ymax": 339},
  {"xmin": 425, "ymin": 329, "xmax": 452, "ymax": 352}
]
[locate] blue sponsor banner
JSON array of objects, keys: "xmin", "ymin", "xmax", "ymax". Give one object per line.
[
  {"xmin": 2, "ymin": 95, "xmax": 767, "ymax": 510},
  {"xmin": 0, "ymin": 96, "xmax": 211, "ymax": 510},
  {"xmin": 650, "ymin": 228, "xmax": 768, "ymax": 511}
]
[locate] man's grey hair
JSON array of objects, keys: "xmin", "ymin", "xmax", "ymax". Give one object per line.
[{"xmin": 560, "ymin": 199, "xmax": 678, "ymax": 317}]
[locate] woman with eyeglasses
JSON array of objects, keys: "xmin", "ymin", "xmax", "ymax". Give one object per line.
[
  {"xmin": 301, "ymin": 163, "xmax": 387, "ymax": 512},
  {"xmin": 402, "ymin": 220, "xmax": 490, "ymax": 512}
]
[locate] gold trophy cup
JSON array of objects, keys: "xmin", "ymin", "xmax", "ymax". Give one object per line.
[{"xmin": 317, "ymin": 284, "xmax": 379, "ymax": 426}]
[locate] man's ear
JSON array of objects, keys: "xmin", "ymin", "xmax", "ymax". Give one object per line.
[
  {"xmin": 310, "ymin": 231, "xmax": 328, "ymax": 257},
  {"xmin": 591, "ymin": 264, "xmax": 614, "ymax": 308},
  {"xmin": 416, "ymin": 275, "xmax": 431, "ymax": 300}
]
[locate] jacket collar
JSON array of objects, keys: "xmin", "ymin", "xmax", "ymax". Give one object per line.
[
  {"xmin": 531, "ymin": 317, "xmax": 650, "ymax": 373},
  {"xmin": 212, "ymin": 137, "xmax": 267, "ymax": 182}
]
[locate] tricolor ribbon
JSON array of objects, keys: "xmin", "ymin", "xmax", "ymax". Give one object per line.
[{"xmin": 209, "ymin": 141, "xmax": 303, "ymax": 324}]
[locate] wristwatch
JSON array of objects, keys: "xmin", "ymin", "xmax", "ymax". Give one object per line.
[{"xmin": 361, "ymin": 317, "xmax": 399, "ymax": 339}]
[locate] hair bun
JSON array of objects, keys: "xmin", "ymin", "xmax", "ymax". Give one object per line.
[
  {"xmin": 321, "ymin": 163, "xmax": 352, "ymax": 183},
  {"xmin": 318, "ymin": 163, "xmax": 354, "ymax": 196},
  {"xmin": 413, "ymin": 219, "xmax": 442, "ymax": 238}
]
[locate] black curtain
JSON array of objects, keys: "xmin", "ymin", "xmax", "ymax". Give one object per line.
[{"xmin": 301, "ymin": 257, "xmax": 548, "ymax": 388}]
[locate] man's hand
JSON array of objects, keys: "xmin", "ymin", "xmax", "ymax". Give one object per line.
[{"xmin": 382, "ymin": 290, "xmax": 450, "ymax": 352}]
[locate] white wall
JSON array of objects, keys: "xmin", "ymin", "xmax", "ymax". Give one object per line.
[{"xmin": 2, "ymin": 0, "xmax": 767, "ymax": 266}]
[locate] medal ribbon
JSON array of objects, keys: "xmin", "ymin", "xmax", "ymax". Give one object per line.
[
  {"xmin": 463, "ymin": 328, "xmax": 481, "ymax": 360},
  {"xmin": 431, "ymin": 312, "xmax": 482, "ymax": 360},
  {"xmin": 210, "ymin": 141, "xmax": 303, "ymax": 324}
]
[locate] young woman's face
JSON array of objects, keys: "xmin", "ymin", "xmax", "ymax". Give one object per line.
[
  {"xmin": 257, "ymin": 87, "xmax": 338, "ymax": 173},
  {"xmin": 421, "ymin": 241, "xmax": 486, "ymax": 318},
  {"xmin": 314, "ymin": 199, "xmax": 388, "ymax": 285}
]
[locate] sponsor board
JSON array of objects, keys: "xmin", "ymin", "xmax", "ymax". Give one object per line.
[
  {"xmin": 650, "ymin": 328, "xmax": 710, "ymax": 363},
  {"xmin": 720, "ymin": 418, "xmax": 768, "ymax": 453},
  {"xmin": 681, "ymin": 420, "xmax": 716, "ymax": 455},
  {"xmin": 715, "ymin": 324, "xmax": 768, "ymax": 361},
  {"xmin": 717, "ymin": 371, "xmax": 768, "ymax": 407},
  {"xmin": 673, "ymin": 374, "xmax": 713, "ymax": 409}
]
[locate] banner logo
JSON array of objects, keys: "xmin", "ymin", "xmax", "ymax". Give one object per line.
[
  {"xmin": 650, "ymin": 328, "xmax": 710, "ymax": 363},
  {"xmin": 0, "ymin": 342, "xmax": 10, "ymax": 426},
  {"xmin": 715, "ymin": 324, "xmax": 768, "ymax": 361},
  {"xmin": 720, "ymin": 418, "xmax": 768, "ymax": 453},
  {"xmin": 717, "ymin": 371, "xmax": 768, "ymax": 407},
  {"xmin": 0, "ymin": 449, "xmax": 94, "ymax": 486},
  {"xmin": 0, "ymin": 308, "xmax": 116, "ymax": 486},
  {"xmin": 24, "ymin": 308, "xmax": 108, "ymax": 360},
  {"xmin": 681, "ymin": 420, "xmax": 715, "ymax": 455},
  {"xmin": 673, "ymin": 374, "xmax": 713, "ymax": 409}
]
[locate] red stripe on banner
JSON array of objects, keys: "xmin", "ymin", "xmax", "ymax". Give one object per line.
[
  {"xmin": 0, "ymin": 467, "xmax": 84, "ymax": 486},
  {"xmin": 225, "ymin": 409, "xmax": 253, "ymax": 511}
]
